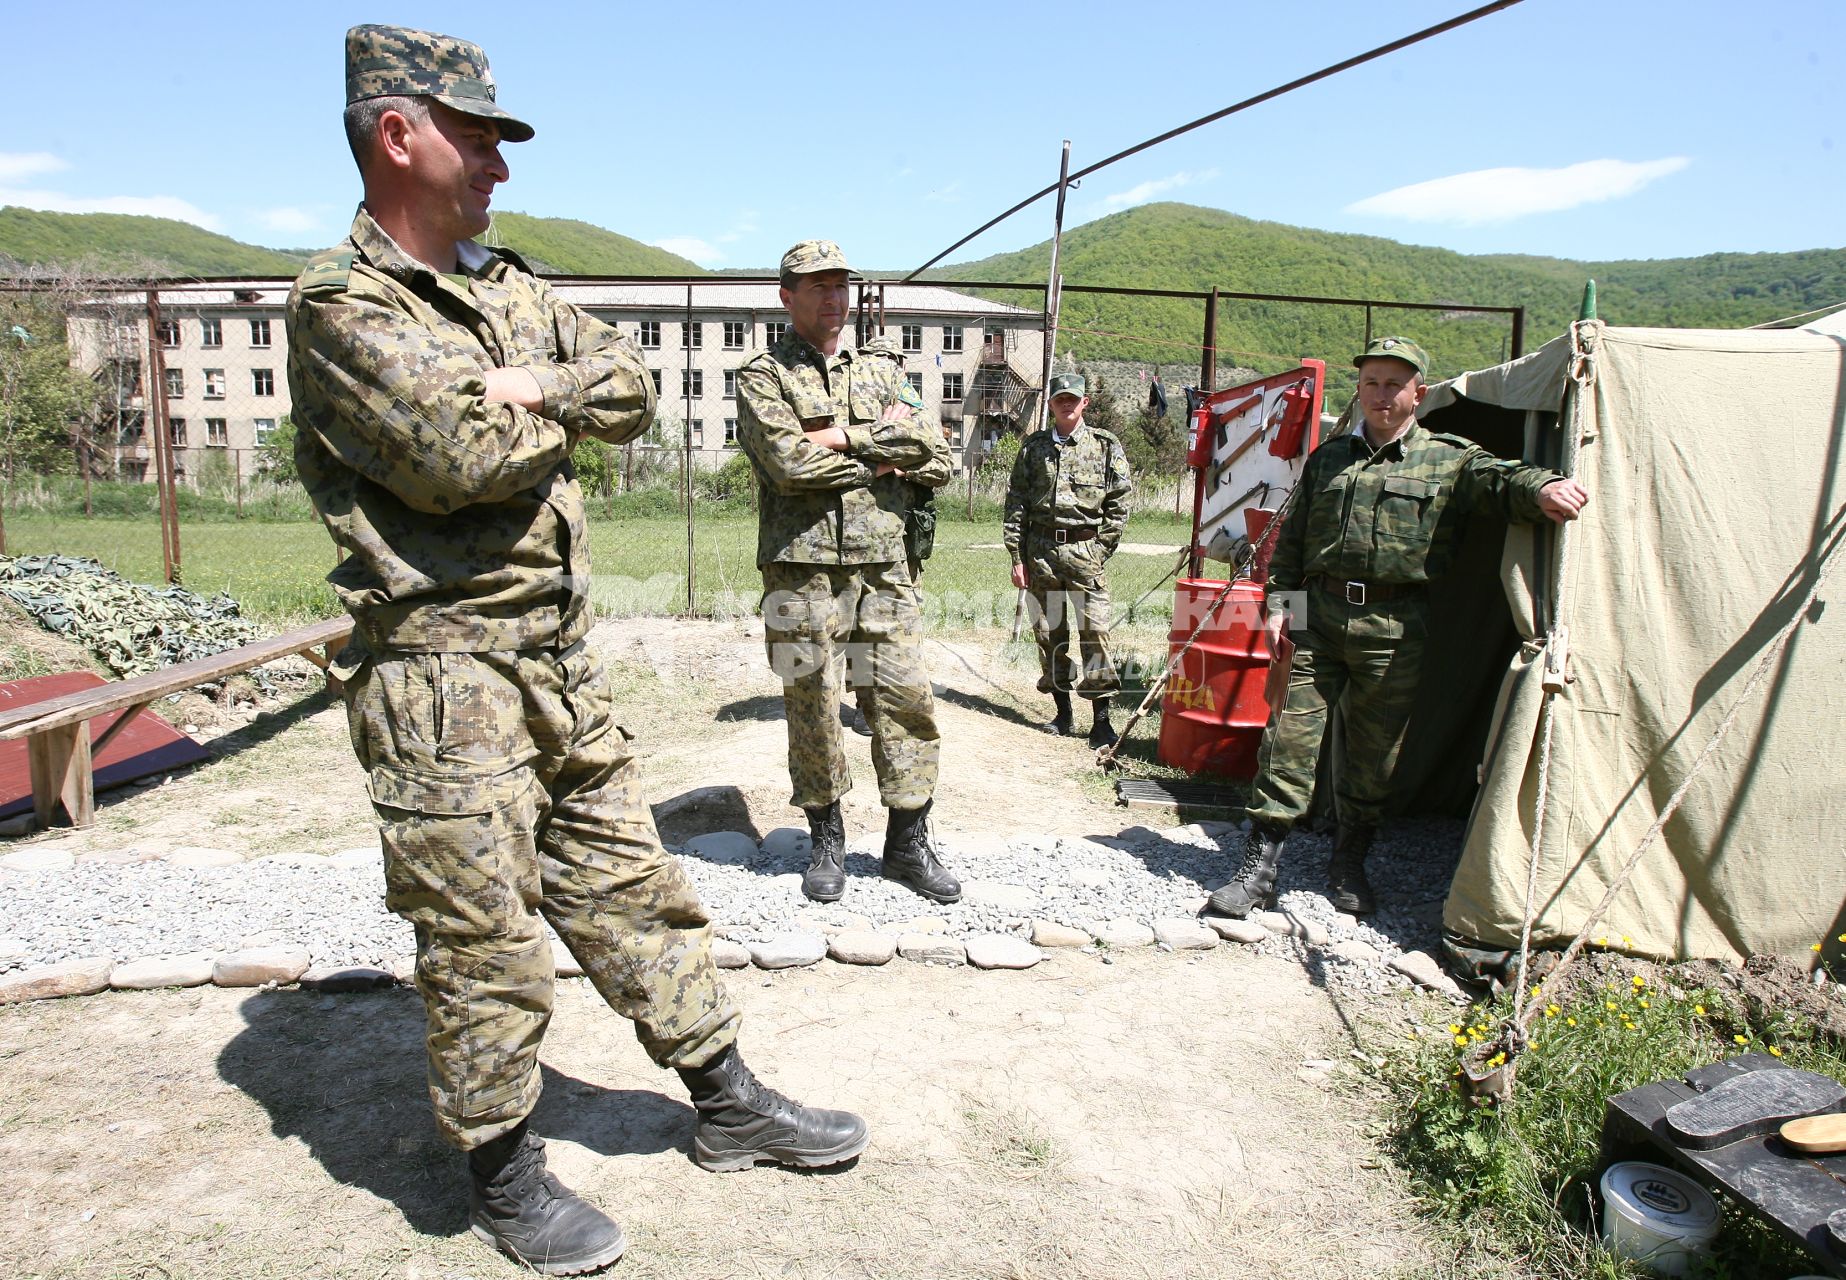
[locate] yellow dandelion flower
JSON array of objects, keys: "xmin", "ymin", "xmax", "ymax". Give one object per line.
[
  {"xmin": 1632, "ymin": 975, "xmax": 1646, "ymax": 986},
  {"xmin": 1769, "ymin": 1046, "xmax": 1784, "ymax": 1058},
  {"xmin": 1596, "ymin": 936, "xmax": 1607, "ymax": 947},
  {"xmin": 1448, "ymin": 1024, "xmax": 1462, "ymax": 1035},
  {"xmin": 1544, "ymin": 1005, "xmax": 1559, "ymax": 1018},
  {"xmin": 1605, "ymin": 1001, "xmax": 1618, "ymax": 1011},
  {"xmin": 1695, "ymin": 1005, "xmax": 1707, "ymax": 1016},
  {"xmin": 1838, "ymin": 933, "xmax": 1846, "ymax": 943},
  {"xmin": 1566, "ymin": 1017, "xmax": 1578, "ymax": 1027},
  {"xmin": 1639, "ymin": 999, "xmax": 1650, "ymax": 1009},
  {"xmin": 1815, "ymin": 942, "xmax": 1825, "ymax": 952},
  {"xmin": 1733, "ymin": 1034, "xmax": 1750, "ymax": 1045},
  {"xmin": 1454, "ymin": 1035, "xmax": 1469, "ymax": 1047},
  {"xmin": 1531, "ymin": 986, "xmax": 1543, "ymax": 998},
  {"xmin": 1623, "ymin": 936, "xmax": 1633, "ymax": 946}
]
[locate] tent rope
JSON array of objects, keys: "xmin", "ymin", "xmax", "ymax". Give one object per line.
[{"xmin": 1508, "ymin": 320, "xmax": 1595, "ymax": 1039}]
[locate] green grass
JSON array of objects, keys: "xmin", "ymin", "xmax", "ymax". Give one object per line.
[
  {"xmin": 0, "ymin": 512, "xmax": 1195, "ymax": 629},
  {"xmin": 1386, "ymin": 967, "xmax": 1846, "ymax": 1279}
]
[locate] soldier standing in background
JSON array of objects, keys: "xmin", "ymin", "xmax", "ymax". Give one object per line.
[
  {"xmin": 1003, "ymin": 372, "xmax": 1134, "ymax": 748},
  {"xmin": 1203, "ymin": 337, "xmax": 1588, "ymax": 921},
  {"xmin": 734, "ymin": 242, "xmax": 962, "ymax": 907},
  {"xmin": 288, "ymin": 27, "xmax": 866, "ymax": 1274}
]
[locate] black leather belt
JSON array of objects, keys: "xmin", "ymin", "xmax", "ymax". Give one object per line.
[
  {"xmin": 1307, "ymin": 574, "xmax": 1426, "ymax": 605},
  {"xmin": 1039, "ymin": 525, "xmax": 1098, "ymax": 545}
]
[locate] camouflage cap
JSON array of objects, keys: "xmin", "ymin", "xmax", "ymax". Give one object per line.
[
  {"xmin": 344, "ymin": 25, "xmax": 535, "ymax": 143},
  {"xmin": 779, "ymin": 240, "xmax": 853, "ymax": 278},
  {"xmin": 1353, "ymin": 336, "xmax": 1429, "ymax": 377},
  {"xmin": 1047, "ymin": 372, "xmax": 1087, "ymax": 400},
  {"xmin": 860, "ymin": 335, "xmax": 905, "ymax": 362}
]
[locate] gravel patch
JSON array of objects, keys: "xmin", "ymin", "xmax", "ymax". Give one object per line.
[{"xmin": 0, "ymin": 817, "xmax": 1469, "ymax": 997}]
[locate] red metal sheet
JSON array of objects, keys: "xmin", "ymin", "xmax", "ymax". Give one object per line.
[{"xmin": 0, "ymin": 672, "xmax": 210, "ymax": 818}]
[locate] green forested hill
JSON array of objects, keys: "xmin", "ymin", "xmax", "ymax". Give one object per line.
[
  {"xmin": 0, "ymin": 207, "xmax": 307, "ymax": 276},
  {"xmin": 484, "ymin": 212, "xmax": 705, "ymax": 275},
  {"xmin": 0, "ymin": 207, "xmax": 704, "ymax": 280},
  {"xmin": 934, "ymin": 203, "xmax": 1846, "ymax": 387}
]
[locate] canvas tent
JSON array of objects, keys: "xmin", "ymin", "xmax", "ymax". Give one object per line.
[{"xmin": 1395, "ymin": 318, "xmax": 1845, "ymax": 967}]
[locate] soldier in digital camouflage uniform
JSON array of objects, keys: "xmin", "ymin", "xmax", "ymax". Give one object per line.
[
  {"xmin": 287, "ymin": 26, "xmax": 866, "ymax": 1275},
  {"xmin": 1202, "ymin": 337, "xmax": 1589, "ymax": 921},
  {"xmin": 1002, "ymin": 371, "xmax": 1134, "ymax": 749},
  {"xmin": 734, "ymin": 242, "xmax": 961, "ymax": 907}
]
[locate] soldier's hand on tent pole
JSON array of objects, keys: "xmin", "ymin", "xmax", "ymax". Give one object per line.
[{"xmin": 1537, "ymin": 478, "xmax": 1589, "ymax": 523}]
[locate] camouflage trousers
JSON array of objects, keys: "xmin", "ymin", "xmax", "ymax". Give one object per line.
[
  {"xmin": 338, "ymin": 640, "xmax": 740, "ymax": 1151},
  {"xmin": 1021, "ymin": 537, "xmax": 1119, "ymax": 698},
  {"xmin": 1245, "ymin": 585, "xmax": 1428, "ymax": 831},
  {"xmin": 761, "ymin": 560, "xmax": 938, "ymax": 811}
]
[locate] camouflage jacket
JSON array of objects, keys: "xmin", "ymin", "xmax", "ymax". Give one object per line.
[
  {"xmin": 734, "ymin": 330, "xmax": 951, "ymax": 567},
  {"xmin": 1002, "ymin": 424, "xmax": 1133, "ymax": 563},
  {"xmin": 286, "ymin": 207, "xmax": 655, "ymax": 653},
  {"xmin": 1266, "ymin": 421, "xmax": 1559, "ymax": 598}
]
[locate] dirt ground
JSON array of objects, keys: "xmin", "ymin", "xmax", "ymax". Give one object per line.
[{"xmin": 0, "ymin": 613, "xmax": 1455, "ymax": 1279}]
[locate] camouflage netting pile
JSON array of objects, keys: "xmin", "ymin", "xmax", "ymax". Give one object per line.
[{"xmin": 0, "ymin": 554, "xmax": 266, "ymax": 684}]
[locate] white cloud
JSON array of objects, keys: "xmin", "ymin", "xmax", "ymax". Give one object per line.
[
  {"xmin": 1346, "ymin": 157, "xmax": 1691, "ymax": 225},
  {"xmin": 652, "ymin": 236, "xmax": 722, "ymax": 266},
  {"xmin": 1101, "ymin": 168, "xmax": 1219, "ymax": 211},
  {"xmin": 256, "ymin": 206, "xmax": 321, "ymax": 236},
  {"xmin": 0, "ymin": 152, "xmax": 67, "ymax": 183}
]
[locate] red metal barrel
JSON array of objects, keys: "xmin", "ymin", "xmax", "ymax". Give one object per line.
[{"xmin": 1156, "ymin": 578, "xmax": 1274, "ymax": 778}]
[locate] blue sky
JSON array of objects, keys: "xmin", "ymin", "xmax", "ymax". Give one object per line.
[{"xmin": 4, "ymin": 0, "xmax": 1839, "ymax": 272}]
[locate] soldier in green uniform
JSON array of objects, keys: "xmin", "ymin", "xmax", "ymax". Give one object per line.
[
  {"xmin": 287, "ymin": 27, "xmax": 866, "ymax": 1275},
  {"xmin": 1002, "ymin": 372, "xmax": 1134, "ymax": 748},
  {"xmin": 1202, "ymin": 337, "xmax": 1589, "ymax": 921},
  {"xmin": 734, "ymin": 242, "xmax": 962, "ymax": 906}
]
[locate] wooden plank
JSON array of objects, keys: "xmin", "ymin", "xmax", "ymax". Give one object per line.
[
  {"xmin": 0, "ymin": 672, "xmax": 209, "ymax": 821},
  {"xmin": 0, "ymin": 616, "xmax": 351, "ymax": 741},
  {"xmin": 28, "ymin": 722, "xmax": 92, "ymax": 827}
]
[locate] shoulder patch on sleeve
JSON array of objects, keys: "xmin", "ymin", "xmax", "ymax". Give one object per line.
[
  {"xmin": 896, "ymin": 380, "xmax": 925, "ymax": 410},
  {"xmin": 296, "ymin": 249, "xmax": 354, "ymax": 292}
]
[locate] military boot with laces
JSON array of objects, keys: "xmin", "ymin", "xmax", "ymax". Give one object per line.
[
  {"xmin": 1085, "ymin": 695, "xmax": 1118, "ymax": 749},
  {"xmin": 1041, "ymin": 690, "xmax": 1074, "ymax": 736},
  {"xmin": 677, "ymin": 1045, "xmax": 870, "ymax": 1172},
  {"xmin": 468, "ymin": 1120, "xmax": 626, "ymax": 1276},
  {"xmin": 881, "ymin": 798, "xmax": 962, "ymax": 903},
  {"xmin": 1200, "ymin": 823, "xmax": 1288, "ymax": 919},
  {"xmin": 1326, "ymin": 824, "xmax": 1377, "ymax": 915},
  {"xmin": 801, "ymin": 800, "xmax": 845, "ymax": 902}
]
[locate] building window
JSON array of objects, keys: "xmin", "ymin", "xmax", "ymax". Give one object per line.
[
  {"xmin": 252, "ymin": 368, "xmax": 275, "ymax": 397},
  {"xmin": 253, "ymin": 418, "xmax": 275, "ymax": 447},
  {"xmin": 201, "ymin": 318, "xmax": 222, "ymax": 347},
  {"xmin": 724, "ymin": 418, "xmax": 738, "ymax": 447},
  {"xmin": 723, "ymin": 370, "xmax": 736, "ymax": 399},
  {"xmin": 647, "ymin": 369, "xmax": 662, "ymax": 395},
  {"xmin": 689, "ymin": 418, "xmax": 703, "ymax": 444},
  {"xmin": 206, "ymin": 418, "xmax": 228, "ymax": 447},
  {"xmin": 681, "ymin": 322, "xmax": 703, "ymax": 350},
  {"xmin": 203, "ymin": 369, "xmax": 226, "ymax": 399},
  {"xmin": 117, "ymin": 412, "xmax": 145, "ymax": 444},
  {"xmin": 164, "ymin": 368, "xmax": 184, "ymax": 399},
  {"xmin": 901, "ymin": 324, "xmax": 922, "ymax": 353},
  {"xmin": 905, "ymin": 372, "xmax": 923, "ymax": 395},
  {"xmin": 249, "ymin": 318, "xmax": 271, "ymax": 347},
  {"xmin": 943, "ymin": 372, "xmax": 964, "ymax": 401},
  {"xmin": 682, "ymin": 370, "xmax": 704, "ymax": 398},
  {"xmin": 942, "ymin": 325, "xmax": 964, "ymax": 353},
  {"xmin": 638, "ymin": 321, "xmax": 660, "ymax": 348},
  {"xmin": 156, "ymin": 319, "xmax": 180, "ymax": 347},
  {"xmin": 723, "ymin": 321, "xmax": 746, "ymax": 349},
  {"xmin": 765, "ymin": 322, "xmax": 788, "ymax": 346},
  {"xmin": 169, "ymin": 418, "xmax": 188, "ymax": 447}
]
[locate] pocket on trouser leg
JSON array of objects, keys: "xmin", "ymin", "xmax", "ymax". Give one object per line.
[
  {"xmin": 419, "ymin": 929, "xmax": 553, "ymax": 1148},
  {"xmin": 376, "ymin": 771, "xmax": 543, "ymax": 939}
]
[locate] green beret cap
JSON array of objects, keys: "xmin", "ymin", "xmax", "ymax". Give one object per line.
[{"xmin": 1353, "ymin": 336, "xmax": 1430, "ymax": 377}]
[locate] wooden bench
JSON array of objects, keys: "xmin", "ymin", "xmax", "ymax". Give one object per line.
[{"xmin": 0, "ymin": 615, "xmax": 353, "ymax": 829}]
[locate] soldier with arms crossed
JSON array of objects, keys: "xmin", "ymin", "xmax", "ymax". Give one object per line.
[
  {"xmin": 287, "ymin": 27, "xmax": 866, "ymax": 1275},
  {"xmin": 734, "ymin": 243, "xmax": 962, "ymax": 906},
  {"xmin": 1203, "ymin": 338, "xmax": 1588, "ymax": 922}
]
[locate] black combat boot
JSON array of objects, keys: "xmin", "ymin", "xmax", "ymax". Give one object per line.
[
  {"xmin": 1201, "ymin": 823, "xmax": 1288, "ymax": 919},
  {"xmin": 677, "ymin": 1044, "xmax": 870, "ymax": 1173},
  {"xmin": 1041, "ymin": 690, "xmax": 1074, "ymax": 736},
  {"xmin": 467, "ymin": 1119, "xmax": 627, "ymax": 1276},
  {"xmin": 1085, "ymin": 695, "xmax": 1118, "ymax": 749},
  {"xmin": 1326, "ymin": 824, "xmax": 1377, "ymax": 915},
  {"xmin": 801, "ymin": 801, "xmax": 845, "ymax": 903},
  {"xmin": 881, "ymin": 798, "xmax": 963, "ymax": 903}
]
